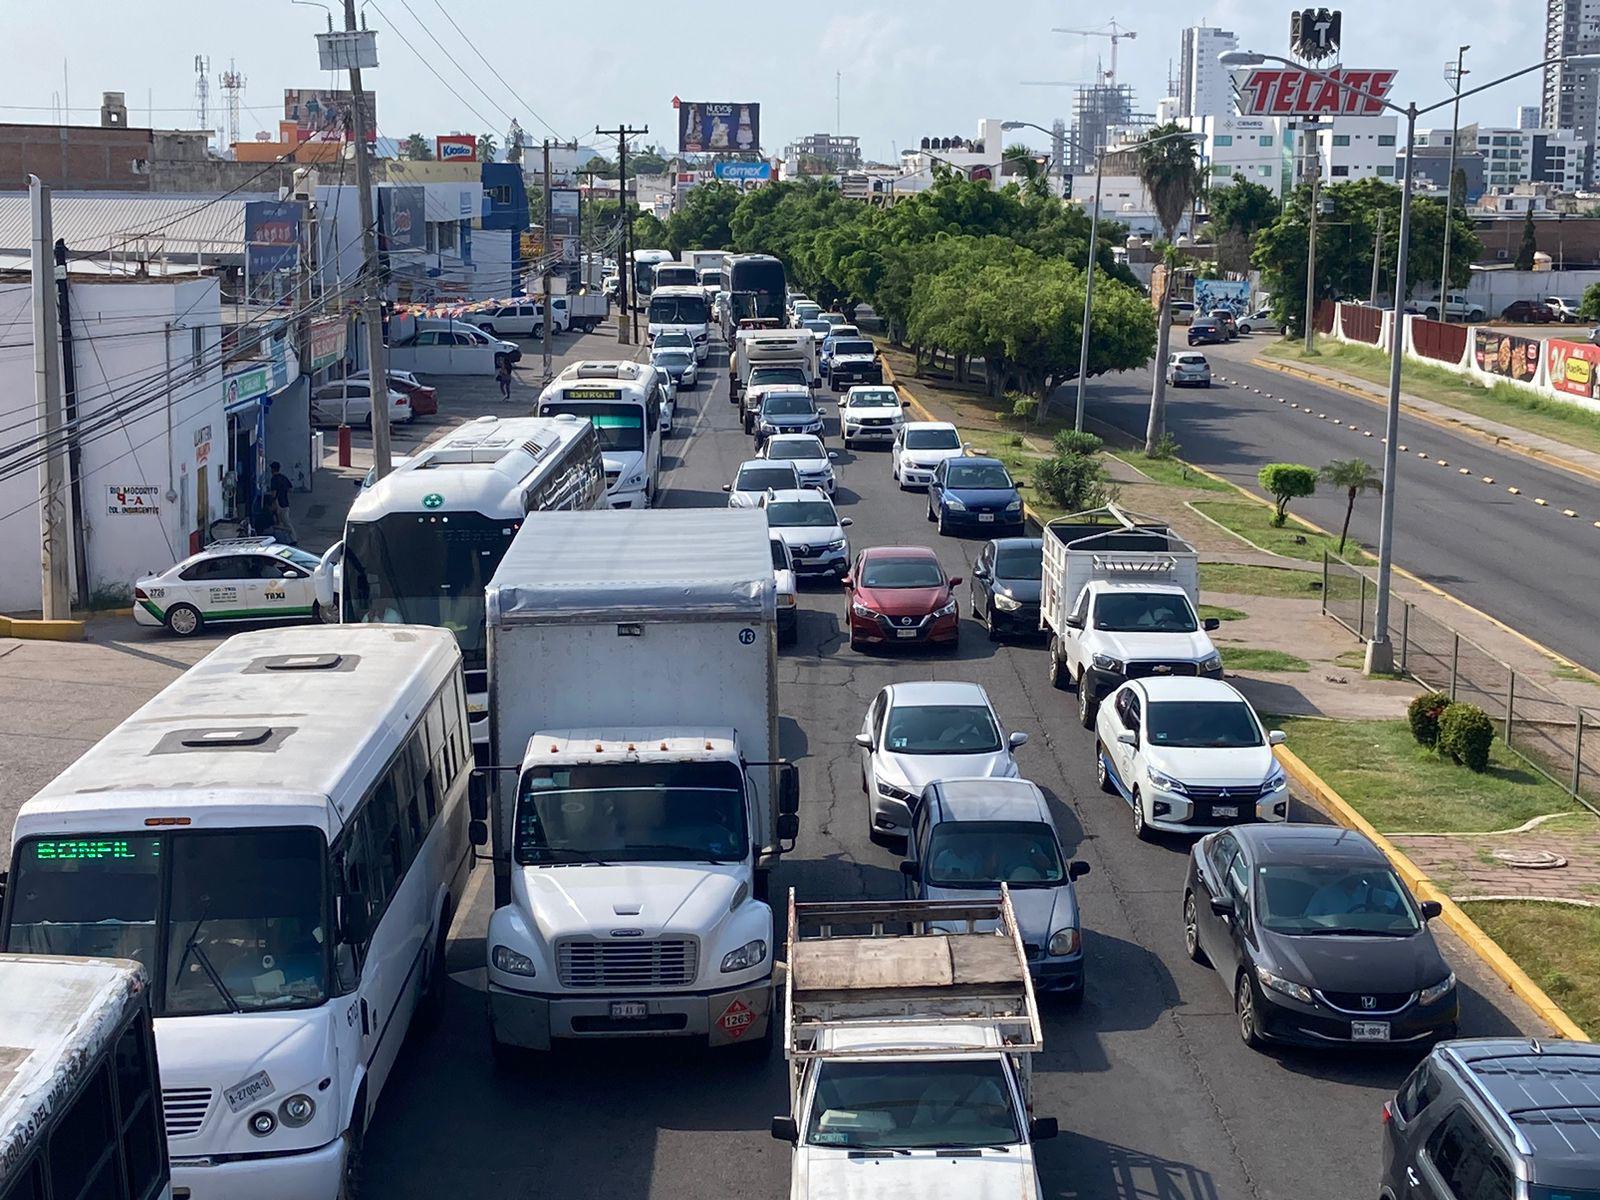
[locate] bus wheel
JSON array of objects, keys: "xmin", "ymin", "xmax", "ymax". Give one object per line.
[{"xmin": 336, "ymin": 1112, "xmax": 365, "ymax": 1200}]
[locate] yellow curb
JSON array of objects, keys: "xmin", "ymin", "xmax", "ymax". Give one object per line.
[
  {"xmin": 1257, "ymin": 356, "xmax": 1600, "ymax": 488},
  {"xmin": 1274, "ymin": 743, "xmax": 1591, "ymax": 1042},
  {"xmin": 0, "ymin": 615, "xmax": 86, "ymax": 641}
]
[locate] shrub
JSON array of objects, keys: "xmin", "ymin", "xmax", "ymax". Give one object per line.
[
  {"xmin": 1051, "ymin": 429, "xmax": 1104, "ymax": 457},
  {"xmin": 1407, "ymin": 690, "xmax": 1452, "ymax": 748},
  {"xmin": 1009, "ymin": 394, "xmax": 1039, "ymax": 420},
  {"xmin": 1147, "ymin": 431, "xmax": 1181, "ymax": 461},
  {"xmin": 1582, "ymin": 281, "xmax": 1600, "ymax": 322},
  {"xmin": 1438, "ymin": 702, "xmax": 1495, "ymax": 773},
  {"xmin": 1035, "ymin": 452, "xmax": 1112, "ymax": 512},
  {"xmin": 1258, "ymin": 462, "xmax": 1317, "ymax": 527}
]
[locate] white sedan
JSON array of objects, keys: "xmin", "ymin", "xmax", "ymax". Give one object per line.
[
  {"xmin": 761, "ymin": 433, "xmax": 837, "ymax": 496},
  {"xmin": 134, "ymin": 537, "xmax": 326, "ymax": 637},
  {"xmin": 891, "ymin": 421, "xmax": 965, "ymax": 489},
  {"xmin": 839, "ymin": 385, "xmax": 907, "ymax": 448},
  {"xmin": 857, "ymin": 681, "xmax": 1028, "ymax": 841},
  {"xmin": 1094, "ymin": 676, "xmax": 1290, "ymax": 840}
]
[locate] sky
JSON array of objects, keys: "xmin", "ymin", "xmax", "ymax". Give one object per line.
[{"xmin": 0, "ymin": 1, "xmax": 1550, "ymax": 164}]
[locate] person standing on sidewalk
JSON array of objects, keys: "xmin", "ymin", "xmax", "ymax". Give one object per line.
[
  {"xmin": 496, "ymin": 359, "xmax": 513, "ymax": 401},
  {"xmin": 268, "ymin": 461, "xmax": 297, "ymax": 544}
]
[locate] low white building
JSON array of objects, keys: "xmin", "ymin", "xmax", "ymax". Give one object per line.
[
  {"xmin": 1198, "ymin": 114, "xmax": 1290, "ymax": 195},
  {"xmin": 1311, "ymin": 115, "xmax": 1401, "ymax": 183}
]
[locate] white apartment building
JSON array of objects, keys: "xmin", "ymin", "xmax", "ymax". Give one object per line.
[
  {"xmin": 1177, "ymin": 27, "xmax": 1239, "ymax": 120},
  {"xmin": 1312, "ymin": 115, "xmax": 1401, "ymax": 183},
  {"xmin": 1474, "ymin": 125, "xmax": 1588, "ymax": 191},
  {"xmin": 1200, "ymin": 115, "xmax": 1290, "ymax": 195}
]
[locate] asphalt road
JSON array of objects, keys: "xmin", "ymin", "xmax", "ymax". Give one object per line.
[
  {"xmin": 1082, "ymin": 338, "xmax": 1600, "ymax": 670},
  {"xmin": 347, "ymin": 326, "xmax": 1542, "ymax": 1200}
]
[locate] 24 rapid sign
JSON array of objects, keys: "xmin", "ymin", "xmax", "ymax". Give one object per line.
[{"xmin": 1233, "ymin": 66, "xmax": 1397, "ymax": 117}]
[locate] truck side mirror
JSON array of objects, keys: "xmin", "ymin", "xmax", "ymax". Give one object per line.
[
  {"xmin": 899, "ymin": 859, "xmax": 920, "ymax": 878},
  {"xmin": 468, "ymin": 770, "xmax": 490, "ymax": 821},
  {"xmin": 1064, "ymin": 613, "xmax": 1084, "ymax": 630},
  {"xmin": 1202, "ymin": 617, "xmax": 1221, "ymax": 631},
  {"xmin": 1069, "ymin": 861, "xmax": 1091, "ymax": 881},
  {"xmin": 776, "ymin": 813, "xmax": 800, "ymax": 843},
  {"xmin": 1029, "ymin": 1117, "xmax": 1059, "ymax": 1142},
  {"xmin": 778, "ymin": 765, "xmax": 800, "ymax": 816},
  {"xmin": 770, "ymin": 1116, "xmax": 799, "ymax": 1144},
  {"xmin": 469, "ymin": 820, "xmax": 489, "ymax": 848}
]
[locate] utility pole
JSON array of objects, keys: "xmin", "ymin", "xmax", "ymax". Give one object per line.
[
  {"xmin": 598, "ymin": 124, "xmax": 647, "ymax": 346},
  {"xmin": 1369, "ymin": 207, "xmax": 1385, "ymax": 307},
  {"xmin": 1303, "ymin": 118, "xmax": 1321, "ymax": 353},
  {"xmin": 53, "ymin": 236, "xmax": 89, "ymax": 605},
  {"xmin": 30, "ymin": 176, "xmax": 71, "ymax": 618},
  {"xmin": 1438, "ymin": 46, "xmax": 1470, "ymax": 323},
  {"xmin": 542, "ymin": 139, "xmax": 554, "ymax": 386}
]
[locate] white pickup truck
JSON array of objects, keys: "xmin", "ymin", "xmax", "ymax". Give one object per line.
[
  {"xmin": 1039, "ymin": 507, "xmax": 1223, "ymax": 729},
  {"xmin": 772, "ymin": 889, "xmax": 1056, "ymax": 1200},
  {"xmin": 482, "ymin": 508, "xmax": 800, "ymax": 1057}
]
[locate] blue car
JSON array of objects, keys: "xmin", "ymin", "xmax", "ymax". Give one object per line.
[
  {"xmin": 901, "ymin": 778, "xmax": 1091, "ymax": 1000},
  {"xmin": 926, "ymin": 455, "xmax": 1026, "ymax": 537}
]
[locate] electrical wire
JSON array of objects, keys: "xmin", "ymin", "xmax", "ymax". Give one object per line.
[
  {"xmin": 428, "ymin": 0, "xmax": 567, "ymax": 142},
  {"xmin": 362, "ymin": 0, "xmax": 500, "ymax": 133}
]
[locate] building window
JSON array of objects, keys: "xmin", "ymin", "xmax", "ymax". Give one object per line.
[
  {"xmin": 487, "ymin": 185, "xmax": 512, "ymax": 206},
  {"xmin": 1378, "ymin": 135, "xmax": 1396, "ymax": 146},
  {"xmin": 1256, "ymin": 165, "xmax": 1273, "ymax": 177},
  {"xmin": 1332, "ymin": 134, "xmax": 1351, "ymax": 147},
  {"xmin": 1493, "ymin": 135, "xmax": 1508, "ymax": 145},
  {"xmin": 1331, "ymin": 165, "xmax": 1350, "ymax": 177},
  {"xmin": 1259, "ymin": 135, "xmax": 1273, "ymax": 147},
  {"xmin": 1211, "ymin": 163, "xmax": 1232, "ymax": 176},
  {"xmin": 1213, "ymin": 135, "xmax": 1233, "ymax": 146},
  {"xmin": 192, "ymin": 326, "xmax": 204, "ymax": 367},
  {"xmin": 437, "ymin": 220, "xmax": 456, "ymax": 253},
  {"xmin": 1377, "ymin": 165, "xmax": 1395, "ymax": 177}
]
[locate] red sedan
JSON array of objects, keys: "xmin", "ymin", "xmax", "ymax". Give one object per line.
[{"xmin": 843, "ymin": 545, "xmax": 962, "ymax": 651}]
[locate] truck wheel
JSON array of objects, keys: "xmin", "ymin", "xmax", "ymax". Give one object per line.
[
  {"xmin": 1047, "ymin": 638, "xmax": 1069, "ymax": 691},
  {"xmin": 1077, "ymin": 671, "xmax": 1097, "ymax": 729}
]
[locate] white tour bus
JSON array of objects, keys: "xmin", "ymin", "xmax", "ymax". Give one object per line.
[
  {"xmin": 1, "ymin": 625, "xmax": 480, "ymax": 1200},
  {"xmin": 536, "ymin": 360, "xmax": 665, "ymax": 510},
  {"xmin": 0, "ymin": 954, "xmax": 170, "ymax": 1200},
  {"xmin": 320, "ymin": 415, "xmax": 609, "ymax": 754},
  {"xmin": 631, "ymin": 248, "xmax": 675, "ymax": 309},
  {"xmin": 651, "ymin": 262, "xmax": 699, "ymax": 291},
  {"xmin": 647, "ymin": 284, "xmax": 713, "ymax": 362}
]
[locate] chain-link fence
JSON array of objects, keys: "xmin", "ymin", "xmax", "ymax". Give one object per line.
[{"xmin": 1323, "ymin": 552, "xmax": 1600, "ymax": 815}]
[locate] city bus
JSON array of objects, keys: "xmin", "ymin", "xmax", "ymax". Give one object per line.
[
  {"xmin": 647, "ymin": 284, "xmax": 713, "ymax": 361},
  {"xmin": 536, "ymin": 360, "xmax": 665, "ymax": 510},
  {"xmin": 631, "ymin": 248, "xmax": 676, "ymax": 309},
  {"xmin": 726, "ymin": 253, "xmax": 788, "ymax": 323},
  {"xmin": 1, "ymin": 625, "xmax": 478, "ymax": 1200},
  {"xmin": 322, "ymin": 415, "xmax": 608, "ymax": 753},
  {"xmin": 0, "ymin": 954, "xmax": 169, "ymax": 1200}
]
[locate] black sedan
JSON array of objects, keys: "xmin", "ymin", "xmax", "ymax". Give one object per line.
[
  {"xmin": 970, "ymin": 537, "xmax": 1043, "ymax": 641},
  {"xmin": 1187, "ymin": 317, "xmax": 1228, "ymax": 346},
  {"xmin": 1182, "ymin": 824, "xmax": 1458, "ymax": 1051}
]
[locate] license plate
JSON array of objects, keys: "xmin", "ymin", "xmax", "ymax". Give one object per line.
[
  {"xmin": 1351, "ymin": 1021, "xmax": 1391, "ymax": 1041},
  {"xmin": 896, "ymin": 628, "xmax": 918, "ymax": 638},
  {"xmin": 610, "ymin": 1001, "xmax": 648, "ymax": 1020},
  {"xmin": 1212, "ymin": 805, "xmax": 1238, "ymax": 818},
  {"xmin": 978, "ymin": 512, "xmax": 995, "ymax": 522}
]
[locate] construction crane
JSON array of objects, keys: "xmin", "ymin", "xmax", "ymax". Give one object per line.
[{"xmin": 1053, "ymin": 19, "xmax": 1137, "ymax": 87}]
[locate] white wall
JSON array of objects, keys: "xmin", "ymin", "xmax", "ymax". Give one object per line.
[{"xmin": 0, "ymin": 277, "xmax": 224, "ymax": 612}]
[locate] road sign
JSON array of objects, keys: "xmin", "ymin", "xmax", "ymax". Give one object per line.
[{"xmin": 1232, "ymin": 67, "xmax": 1396, "ymax": 117}]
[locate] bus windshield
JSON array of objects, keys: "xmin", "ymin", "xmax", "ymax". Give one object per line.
[
  {"xmin": 540, "ymin": 401, "xmax": 644, "ymax": 452},
  {"xmin": 515, "ymin": 761, "xmax": 749, "ymax": 864},
  {"xmin": 5, "ymin": 829, "xmax": 329, "ymax": 1017},
  {"xmin": 343, "ymin": 510, "xmax": 518, "ymax": 669},
  {"xmin": 649, "ymin": 294, "xmax": 710, "ymax": 324}
]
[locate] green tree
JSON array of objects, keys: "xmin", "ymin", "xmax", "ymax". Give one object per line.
[
  {"xmin": 631, "ymin": 210, "xmax": 669, "ymax": 250},
  {"xmin": 1515, "ymin": 207, "xmax": 1538, "ymax": 271},
  {"xmin": 665, "ymin": 182, "xmax": 742, "ymax": 254},
  {"xmin": 1319, "ymin": 458, "xmax": 1383, "ymax": 555},
  {"xmin": 1258, "ymin": 463, "xmax": 1317, "ymax": 527},
  {"xmin": 402, "ymin": 132, "xmax": 432, "ymax": 161},
  {"xmin": 476, "ymin": 132, "xmax": 497, "ymax": 162},
  {"xmin": 631, "ymin": 146, "xmax": 670, "ymax": 175},
  {"xmin": 584, "ymin": 154, "xmax": 618, "ymax": 178},
  {"xmin": 1137, "ymin": 125, "xmax": 1202, "ymax": 454},
  {"xmin": 1206, "ymin": 176, "xmax": 1280, "ymax": 238},
  {"xmin": 1580, "ymin": 281, "xmax": 1600, "ymax": 320}
]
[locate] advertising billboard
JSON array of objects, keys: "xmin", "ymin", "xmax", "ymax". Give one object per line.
[
  {"xmin": 1193, "ymin": 279, "xmax": 1251, "ymax": 317},
  {"xmin": 713, "ymin": 160, "xmax": 772, "ymax": 182},
  {"xmin": 1231, "ymin": 67, "xmax": 1396, "ymax": 117},
  {"xmin": 1473, "ymin": 329, "xmax": 1541, "ymax": 384},
  {"xmin": 243, "ymin": 200, "xmax": 302, "ymax": 276},
  {"xmin": 379, "ymin": 186, "xmax": 425, "ymax": 255},
  {"xmin": 677, "ymin": 101, "xmax": 760, "ymax": 153},
  {"xmin": 284, "ymin": 87, "xmax": 376, "ymax": 141},
  {"xmin": 548, "ymin": 188, "xmax": 581, "ymax": 264},
  {"xmin": 436, "ymin": 134, "xmax": 477, "ymax": 161},
  {"xmin": 1546, "ymin": 338, "xmax": 1600, "ymax": 400}
]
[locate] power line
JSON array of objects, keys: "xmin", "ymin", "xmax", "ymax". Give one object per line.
[
  {"xmin": 428, "ymin": 0, "xmax": 566, "ymax": 141},
  {"xmin": 363, "ymin": 0, "xmax": 500, "ymax": 133}
]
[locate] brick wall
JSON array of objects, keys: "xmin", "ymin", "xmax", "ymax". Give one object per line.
[{"xmin": 0, "ymin": 123, "xmax": 154, "ymax": 190}]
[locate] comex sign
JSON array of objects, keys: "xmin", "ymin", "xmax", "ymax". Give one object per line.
[
  {"xmin": 713, "ymin": 161, "xmax": 772, "ymax": 182},
  {"xmin": 1232, "ymin": 67, "xmax": 1396, "ymax": 117}
]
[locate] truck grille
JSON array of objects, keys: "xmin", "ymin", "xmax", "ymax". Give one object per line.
[
  {"xmin": 162, "ymin": 1087, "xmax": 213, "ymax": 1138},
  {"xmin": 556, "ymin": 938, "xmax": 698, "ymax": 988},
  {"xmin": 1126, "ymin": 661, "xmax": 1200, "ymax": 679}
]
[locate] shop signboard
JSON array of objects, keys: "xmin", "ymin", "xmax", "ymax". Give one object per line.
[
  {"xmin": 244, "ymin": 200, "xmax": 302, "ymax": 276},
  {"xmin": 307, "ymin": 318, "xmax": 348, "ymax": 373},
  {"xmin": 380, "ymin": 186, "xmax": 426, "ymax": 254},
  {"xmin": 107, "ymin": 485, "xmax": 160, "ymax": 517},
  {"xmin": 436, "ymin": 134, "xmax": 476, "ymax": 161},
  {"xmin": 713, "ymin": 160, "xmax": 772, "ymax": 182},
  {"xmin": 1545, "ymin": 338, "xmax": 1600, "ymax": 400}
]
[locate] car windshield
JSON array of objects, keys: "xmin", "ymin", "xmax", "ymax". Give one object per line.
[
  {"xmin": 514, "ymin": 762, "xmax": 747, "ymax": 864},
  {"xmin": 927, "ymin": 821, "xmax": 1064, "ymax": 889},
  {"xmin": 946, "ymin": 463, "xmax": 1012, "ymax": 490},
  {"xmin": 765, "ymin": 500, "xmax": 838, "ymax": 528},
  {"xmin": 832, "ymin": 340, "xmax": 873, "ymax": 356},
  {"xmin": 655, "ymin": 333, "xmax": 692, "ymax": 348},
  {"xmin": 5, "ymin": 829, "xmax": 328, "ymax": 1017},
  {"xmin": 276, "ymin": 546, "xmax": 324, "ymax": 570},
  {"xmin": 750, "ymin": 368, "xmax": 808, "ymax": 387},
  {"xmin": 654, "ymin": 351, "xmax": 693, "ymax": 366},
  {"xmin": 860, "ymin": 558, "xmax": 945, "ymax": 589},
  {"xmin": 806, "ymin": 1060, "xmax": 1021, "ymax": 1150},
  {"xmin": 848, "ymin": 390, "xmax": 898, "ymax": 408},
  {"xmin": 539, "ymin": 401, "xmax": 643, "ymax": 453},
  {"xmin": 764, "ymin": 394, "xmax": 815, "ymax": 416},
  {"xmin": 737, "ymin": 466, "xmax": 797, "ymax": 491},
  {"xmin": 994, "ymin": 546, "xmax": 1042, "ymax": 578},
  {"xmin": 804, "ymin": 320, "xmax": 833, "ymax": 334},
  {"xmin": 885, "ymin": 703, "xmax": 1001, "ymax": 755},
  {"xmin": 1257, "ymin": 862, "xmax": 1421, "ymax": 935},
  {"xmin": 1147, "ymin": 701, "xmax": 1262, "ymax": 748},
  {"xmin": 906, "ymin": 428, "xmax": 961, "ymax": 450},
  {"xmin": 767, "ymin": 437, "xmax": 825, "ymax": 461},
  {"xmin": 1093, "ymin": 591, "xmax": 1198, "ymax": 633}
]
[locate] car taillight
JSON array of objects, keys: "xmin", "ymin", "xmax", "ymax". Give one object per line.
[{"xmin": 1380, "ymin": 1100, "xmax": 1393, "ymax": 1126}]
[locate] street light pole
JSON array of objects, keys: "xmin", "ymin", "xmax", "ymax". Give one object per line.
[
  {"xmin": 1074, "ymin": 145, "xmax": 1105, "ymax": 433},
  {"xmin": 1303, "ymin": 120, "xmax": 1320, "ymax": 353},
  {"xmin": 1437, "ymin": 46, "xmax": 1469, "ymax": 324}
]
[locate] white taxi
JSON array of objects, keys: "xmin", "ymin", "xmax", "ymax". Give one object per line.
[{"xmin": 133, "ymin": 537, "xmax": 326, "ymax": 637}]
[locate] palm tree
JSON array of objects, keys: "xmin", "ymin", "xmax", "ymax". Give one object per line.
[
  {"xmin": 401, "ymin": 132, "xmax": 432, "ymax": 161},
  {"xmin": 1136, "ymin": 124, "xmax": 1202, "ymax": 454},
  {"xmin": 476, "ymin": 132, "xmax": 498, "ymax": 162},
  {"xmin": 1320, "ymin": 458, "xmax": 1383, "ymax": 555}
]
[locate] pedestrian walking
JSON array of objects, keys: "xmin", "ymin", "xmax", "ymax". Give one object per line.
[
  {"xmin": 268, "ymin": 461, "xmax": 297, "ymax": 544},
  {"xmin": 496, "ymin": 360, "xmax": 513, "ymax": 400}
]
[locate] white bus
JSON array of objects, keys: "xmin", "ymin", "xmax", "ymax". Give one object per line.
[
  {"xmin": 651, "ymin": 262, "xmax": 699, "ymax": 291},
  {"xmin": 536, "ymin": 360, "xmax": 666, "ymax": 510},
  {"xmin": 2, "ymin": 625, "xmax": 479, "ymax": 1200},
  {"xmin": 0, "ymin": 955, "xmax": 170, "ymax": 1200},
  {"xmin": 631, "ymin": 248, "xmax": 675, "ymax": 308},
  {"xmin": 647, "ymin": 284, "xmax": 713, "ymax": 362},
  {"xmin": 323, "ymin": 415, "xmax": 609, "ymax": 754}
]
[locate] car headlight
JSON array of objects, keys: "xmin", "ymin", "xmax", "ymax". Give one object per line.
[
  {"xmin": 278, "ymin": 1094, "xmax": 316, "ymax": 1128},
  {"xmin": 877, "ymin": 779, "xmax": 916, "ymax": 803},
  {"xmin": 778, "ymin": 591, "xmax": 797, "ymax": 608},
  {"xmin": 1256, "ymin": 966, "xmax": 1313, "ymax": 1005},
  {"xmin": 934, "ymin": 598, "xmax": 958, "ymax": 617},
  {"xmin": 851, "ymin": 602, "xmax": 880, "ymax": 619},
  {"xmin": 1418, "ymin": 972, "xmax": 1456, "ymax": 1006},
  {"xmin": 721, "ymin": 939, "xmax": 768, "ymax": 973},
  {"xmin": 1090, "ymin": 653, "xmax": 1124, "ymax": 673},
  {"xmin": 1146, "ymin": 768, "xmax": 1189, "ymax": 796},
  {"xmin": 825, "ymin": 538, "xmax": 847, "ymax": 552},
  {"xmin": 943, "ymin": 495, "xmax": 967, "ymax": 510},
  {"xmin": 993, "ymin": 592, "xmax": 1022, "ymax": 612},
  {"xmin": 249, "ymin": 1110, "xmax": 277, "ymax": 1137},
  {"xmin": 622, "ymin": 473, "xmax": 644, "ymax": 489},
  {"xmin": 1199, "ymin": 653, "xmax": 1223, "ymax": 672},
  {"xmin": 1047, "ymin": 928, "xmax": 1080, "ymax": 957},
  {"xmin": 1265, "ymin": 764, "xmax": 1287, "ymax": 792},
  {"xmin": 1006, "ymin": 499, "xmax": 1022, "ymax": 511},
  {"xmin": 492, "ymin": 945, "xmax": 537, "ymax": 977}
]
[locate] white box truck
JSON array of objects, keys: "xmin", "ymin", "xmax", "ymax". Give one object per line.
[
  {"xmin": 1039, "ymin": 505, "xmax": 1222, "ymax": 729},
  {"xmin": 481, "ymin": 508, "xmax": 800, "ymax": 1056},
  {"xmin": 771, "ymin": 889, "xmax": 1057, "ymax": 1199}
]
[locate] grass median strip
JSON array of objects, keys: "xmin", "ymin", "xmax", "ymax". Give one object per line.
[
  {"xmin": 1110, "ymin": 448, "xmax": 1233, "ymax": 492},
  {"xmin": 1224, "ymin": 647, "xmax": 1310, "ymax": 673},
  {"xmin": 1191, "ymin": 499, "xmax": 1369, "ymax": 563},
  {"xmin": 1200, "ymin": 562, "xmax": 1323, "ymax": 598},
  {"xmin": 1199, "ymin": 603, "xmax": 1247, "ymax": 622},
  {"xmin": 1460, "ymin": 901, "xmax": 1600, "ymax": 1040},
  {"xmin": 1272, "ymin": 716, "xmax": 1581, "ymax": 834}
]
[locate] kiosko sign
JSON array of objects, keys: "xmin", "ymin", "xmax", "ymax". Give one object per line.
[
  {"xmin": 436, "ymin": 134, "xmax": 476, "ymax": 160},
  {"xmin": 1232, "ymin": 67, "xmax": 1396, "ymax": 116}
]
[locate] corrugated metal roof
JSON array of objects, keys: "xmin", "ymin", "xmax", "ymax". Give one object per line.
[{"xmin": 0, "ymin": 191, "xmax": 280, "ymax": 257}]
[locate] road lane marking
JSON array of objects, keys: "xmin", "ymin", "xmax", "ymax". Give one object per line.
[
  {"xmin": 1508, "ymin": 486, "xmax": 1521, "ymax": 494},
  {"xmin": 1564, "ymin": 509, "xmax": 1579, "ymax": 518},
  {"xmin": 1534, "ymin": 497, "xmax": 1548, "ymax": 506}
]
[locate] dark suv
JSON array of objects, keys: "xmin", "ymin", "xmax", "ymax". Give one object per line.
[{"xmin": 1381, "ymin": 1038, "xmax": 1600, "ymax": 1200}]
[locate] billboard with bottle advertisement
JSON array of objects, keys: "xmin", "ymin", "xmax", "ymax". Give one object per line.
[
  {"xmin": 1473, "ymin": 328, "xmax": 1542, "ymax": 384},
  {"xmin": 676, "ymin": 101, "xmax": 760, "ymax": 153}
]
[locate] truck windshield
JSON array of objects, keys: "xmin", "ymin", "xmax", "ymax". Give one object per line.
[
  {"xmin": 343, "ymin": 510, "xmax": 517, "ymax": 670},
  {"xmin": 831, "ymin": 340, "xmax": 873, "ymax": 356},
  {"xmin": 926, "ymin": 821, "xmax": 1064, "ymax": 888},
  {"xmin": 806, "ymin": 1059, "xmax": 1021, "ymax": 1150},
  {"xmin": 1092, "ymin": 591, "xmax": 1198, "ymax": 633},
  {"xmin": 763, "ymin": 394, "xmax": 814, "ymax": 416},
  {"xmin": 5, "ymin": 829, "xmax": 329, "ymax": 1017},
  {"xmin": 1147, "ymin": 701, "xmax": 1262, "ymax": 748},
  {"xmin": 540, "ymin": 402, "xmax": 644, "ymax": 452},
  {"xmin": 649, "ymin": 295, "xmax": 710, "ymax": 324},
  {"xmin": 515, "ymin": 761, "xmax": 749, "ymax": 864}
]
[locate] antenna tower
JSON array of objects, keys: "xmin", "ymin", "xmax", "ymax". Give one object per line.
[
  {"xmin": 193, "ymin": 55, "xmax": 211, "ymax": 133},
  {"xmin": 219, "ymin": 60, "xmax": 246, "ymax": 147}
]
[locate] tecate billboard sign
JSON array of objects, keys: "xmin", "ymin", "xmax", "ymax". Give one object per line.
[{"xmin": 1232, "ymin": 67, "xmax": 1397, "ymax": 117}]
